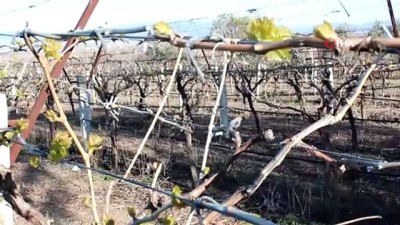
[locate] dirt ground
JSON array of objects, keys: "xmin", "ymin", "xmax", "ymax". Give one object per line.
[
  {"xmin": 10, "ymin": 99, "xmax": 400, "ymax": 224},
  {"xmin": 6, "ymin": 53, "xmax": 400, "ymax": 224},
  {"xmin": 12, "ymin": 152, "xmax": 244, "ymax": 225}
]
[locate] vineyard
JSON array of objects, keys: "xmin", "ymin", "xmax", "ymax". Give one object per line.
[{"xmin": 2, "ymin": 1, "xmax": 400, "ymax": 225}]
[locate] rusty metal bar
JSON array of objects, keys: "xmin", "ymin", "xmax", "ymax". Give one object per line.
[
  {"xmin": 387, "ymin": 0, "xmax": 399, "ymax": 38},
  {"xmin": 10, "ymin": 0, "xmax": 99, "ymax": 163}
]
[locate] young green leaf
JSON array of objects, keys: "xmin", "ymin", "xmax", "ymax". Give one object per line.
[
  {"xmin": 202, "ymin": 166, "xmax": 211, "ymax": 175},
  {"xmin": 29, "ymin": 156, "xmax": 41, "ymax": 168},
  {"xmin": 161, "ymin": 215, "xmax": 176, "ymax": 225},
  {"xmin": 87, "ymin": 134, "xmax": 104, "ymax": 155},
  {"xmin": 15, "ymin": 118, "xmax": 28, "ymax": 133},
  {"xmin": 49, "ymin": 131, "xmax": 72, "ymax": 162},
  {"xmin": 41, "ymin": 38, "xmax": 62, "ymax": 60},
  {"xmin": 43, "ymin": 110, "xmax": 61, "ymax": 123},
  {"xmin": 171, "ymin": 185, "xmax": 185, "ymax": 208},
  {"xmin": 247, "ymin": 17, "xmax": 293, "ymax": 61},
  {"xmin": 0, "ymin": 135, "xmax": 11, "ymax": 147},
  {"xmin": 4, "ymin": 131, "xmax": 16, "ymax": 140},
  {"xmin": 153, "ymin": 21, "xmax": 175, "ymax": 38},
  {"xmin": 313, "ymin": 20, "xmax": 338, "ymax": 41}
]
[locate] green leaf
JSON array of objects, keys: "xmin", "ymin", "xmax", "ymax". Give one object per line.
[
  {"xmin": 171, "ymin": 185, "xmax": 185, "ymax": 208},
  {"xmin": 313, "ymin": 20, "xmax": 338, "ymax": 41},
  {"xmin": 49, "ymin": 131, "xmax": 72, "ymax": 162},
  {"xmin": 43, "ymin": 110, "xmax": 61, "ymax": 123},
  {"xmin": 29, "ymin": 156, "xmax": 41, "ymax": 168},
  {"xmin": 15, "ymin": 118, "xmax": 28, "ymax": 132},
  {"xmin": 153, "ymin": 21, "xmax": 174, "ymax": 38},
  {"xmin": 247, "ymin": 17, "xmax": 293, "ymax": 61},
  {"xmin": 87, "ymin": 134, "xmax": 103, "ymax": 155},
  {"xmin": 202, "ymin": 166, "xmax": 211, "ymax": 175},
  {"xmin": 161, "ymin": 215, "xmax": 176, "ymax": 225},
  {"xmin": 41, "ymin": 38, "xmax": 62, "ymax": 60},
  {"xmin": 4, "ymin": 131, "xmax": 16, "ymax": 140}
]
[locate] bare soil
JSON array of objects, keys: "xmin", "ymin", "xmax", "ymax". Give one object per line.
[
  {"xmin": 6, "ymin": 52, "xmax": 400, "ymax": 224},
  {"xmin": 10, "ymin": 98, "xmax": 400, "ymax": 225}
]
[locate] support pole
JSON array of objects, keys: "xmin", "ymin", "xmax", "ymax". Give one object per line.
[
  {"xmin": 10, "ymin": 0, "xmax": 99, "ymax": 163},
  {"xmin": 219, "ymin": 73, "xmax": 230, "ymax": 138},
  {"xmin": 256, "ymin": 63, "xmax": 261, "ymax": 96},
  {"xmin": 77, "ymin": 76, "xmax": 92, "ymax": 144},
  {"xmin": 387, "ymin": 0, "xmax": 399, "ymax": 37},
  {"xmin": 381, "ymin": 23, "xmax": 394, "ymax": 38}
]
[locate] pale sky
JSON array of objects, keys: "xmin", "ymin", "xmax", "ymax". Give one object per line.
[{"xmin": 0, "ymin": 0, "xmax": 399, "ymax": 35}]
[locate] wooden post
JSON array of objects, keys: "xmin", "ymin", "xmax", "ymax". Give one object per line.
[{"xmin": 0, "ymin": 93, "xmax": 13, "ymax": 225}]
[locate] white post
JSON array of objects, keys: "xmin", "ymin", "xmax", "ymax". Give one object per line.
[
  {"xmin": 256, "ymin": 63, "xmax": 261, "ymax": 96},
  {"xmin": 0, "ymin": 93, "xmax": 13, "ymax": 225},
  {"xmin": 142, "ymin": 42, "xmax": 148, "ymax": 53},
  {"xmin": 327, "ymin": 61, "xmax": 334, "ymax": 89},
  {"xmin": 229, "ymin": 75, "xmax": 234, "ymax": 94},
  {"xmin": 381, "ymin": 23, "xmax": 394, "ymax": 39},
  {"xmin": 304, "ymin": 68, "xmax": 308, "ymax": 83},
  {"xmin": 77, "ymin": 76, "xmax": 92, "ymax": 144},
  {"xmin": 179, "ymin": 96, "xmax": 183, "ymax": 113}
]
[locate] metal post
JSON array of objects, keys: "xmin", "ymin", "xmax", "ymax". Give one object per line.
[
  {"xmin": 387, "ymin": 0, "xmax": 399, "ymax": 37},
  {"xmin": 327, "ymin": 61, "xmax": 334, "ymax": 89},
  {"xmin": 10, "ymin": 0, "xmax": 99, "ymax": 163},
  {"xmin": 77, "ymin": 76, "xmax": 92, "ymax": 144},
  {"xmin": 256, "ymin": 63, "xmax": 261, "ymax": 96},
  {"xmin": 219, "ymin": 74, "xmax": 229, "ymax": 138},
  {"xmin": 381, "ymin": 23, "xmax": 394, "ymax": 38},
  {"xmin": 0, "ymin": 93, "xmax": 13, "ymax": 225}
]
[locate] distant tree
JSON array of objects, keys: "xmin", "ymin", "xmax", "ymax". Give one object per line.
[
  {"xmin": 335, "ymin": 23, "xmax": 351, "ymax": 37},
  {"xmin": 209, "ymin": 13, "xmax": 266, "ymax": 65},
  {"xmin": 210, "ymin": 13, "xmax": 252, "ymax": 39},
  {"xmin": 145, "ymin": 42, "xmax": 178, "ymax": 60},
  {"xmin": 368, "ymin": 20, "xmax": 385, "ymax": 37},
  {"xmin": 369, "ymin": 19, "xmax": 400, "ymax": 37}
]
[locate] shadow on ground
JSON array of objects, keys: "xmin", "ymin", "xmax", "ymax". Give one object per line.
[{"xmin": 10, "ymin": 105, "xmax": 400, "ymax": 224}]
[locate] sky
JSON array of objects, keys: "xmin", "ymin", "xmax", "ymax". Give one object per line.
[{"xmin": 0, "ymin": 0, "xmax": 399, "ymax": 43}]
